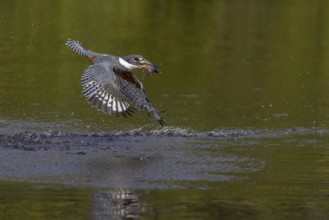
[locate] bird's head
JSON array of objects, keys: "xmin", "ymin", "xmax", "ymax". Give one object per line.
[{"xmin": 120, "ymin": 55, "xmax": 160, "ymax": 75}]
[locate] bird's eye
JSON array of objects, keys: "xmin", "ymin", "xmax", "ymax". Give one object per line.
[{"xmin": 134, "ymin": 57, "xmax": 139, "ymax": 61}]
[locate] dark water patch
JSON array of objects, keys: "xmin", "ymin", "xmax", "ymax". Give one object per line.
[
  {"xmin": 0, "ymin": 127, "xmax": 275, "ymax": 189},
  {"xmin": 0, "ymin": 126, "xmax": 327, "ymax": 189}
]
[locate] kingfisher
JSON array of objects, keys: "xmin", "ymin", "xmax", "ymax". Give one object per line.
[{"xmin": 66, "ymin": 39, "xmax": 165, "ymax": 125}]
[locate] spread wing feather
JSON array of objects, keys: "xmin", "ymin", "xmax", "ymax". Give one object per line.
[
  {"xmin": 114, "ymin": 70, "xmax": 165, "ymax": 125},
  {"xmin": 80, "ymin": 64, "xmax": 133, "ymax": 115}
]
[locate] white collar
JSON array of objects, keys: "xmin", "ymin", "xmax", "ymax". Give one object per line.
[{"xmin": 119, "ymin": 57, "xmax": 138, "ymax": 70}]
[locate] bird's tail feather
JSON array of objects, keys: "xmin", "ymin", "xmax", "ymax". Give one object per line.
[{"xmin": 66, "ymin": 39, "xmax": 93, "ymax": 57}]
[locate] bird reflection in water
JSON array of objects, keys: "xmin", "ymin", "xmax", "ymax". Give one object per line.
[{"xmin": 90, "ymin": 189, "xmax": 142, "ymax": 219}]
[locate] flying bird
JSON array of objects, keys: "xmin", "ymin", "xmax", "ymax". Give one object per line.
[{"xmin": 66, "ymin": 39, "xmax": 165, "ymax": 125}]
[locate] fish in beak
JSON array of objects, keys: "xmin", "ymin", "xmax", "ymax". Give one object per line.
[{"xmin": 139, "ymin": 59, "xmax": 160, "ymax": 75}]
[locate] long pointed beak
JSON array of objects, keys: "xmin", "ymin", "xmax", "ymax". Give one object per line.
[{"xmin": 140, "ymin": 60, "xmax": 160, "ymax": 75}]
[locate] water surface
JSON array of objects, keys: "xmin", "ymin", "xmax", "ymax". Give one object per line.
[{"xmin": 0, "ymin": 0, "xmax": 329, "ymax": 219}]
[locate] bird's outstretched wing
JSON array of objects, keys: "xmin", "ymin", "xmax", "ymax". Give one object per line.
[
  {"xmin": 114, "ymin": 68, "xmax": 165, "ymax": 125},
  {"xmin": 80, "ymin": 63, "xmax": 134, "ymax": 116}
]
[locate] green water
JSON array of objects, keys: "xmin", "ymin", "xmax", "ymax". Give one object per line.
[{"xmin": 0, "ymin": 0, "xmax": 329, "ymax": 219}]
